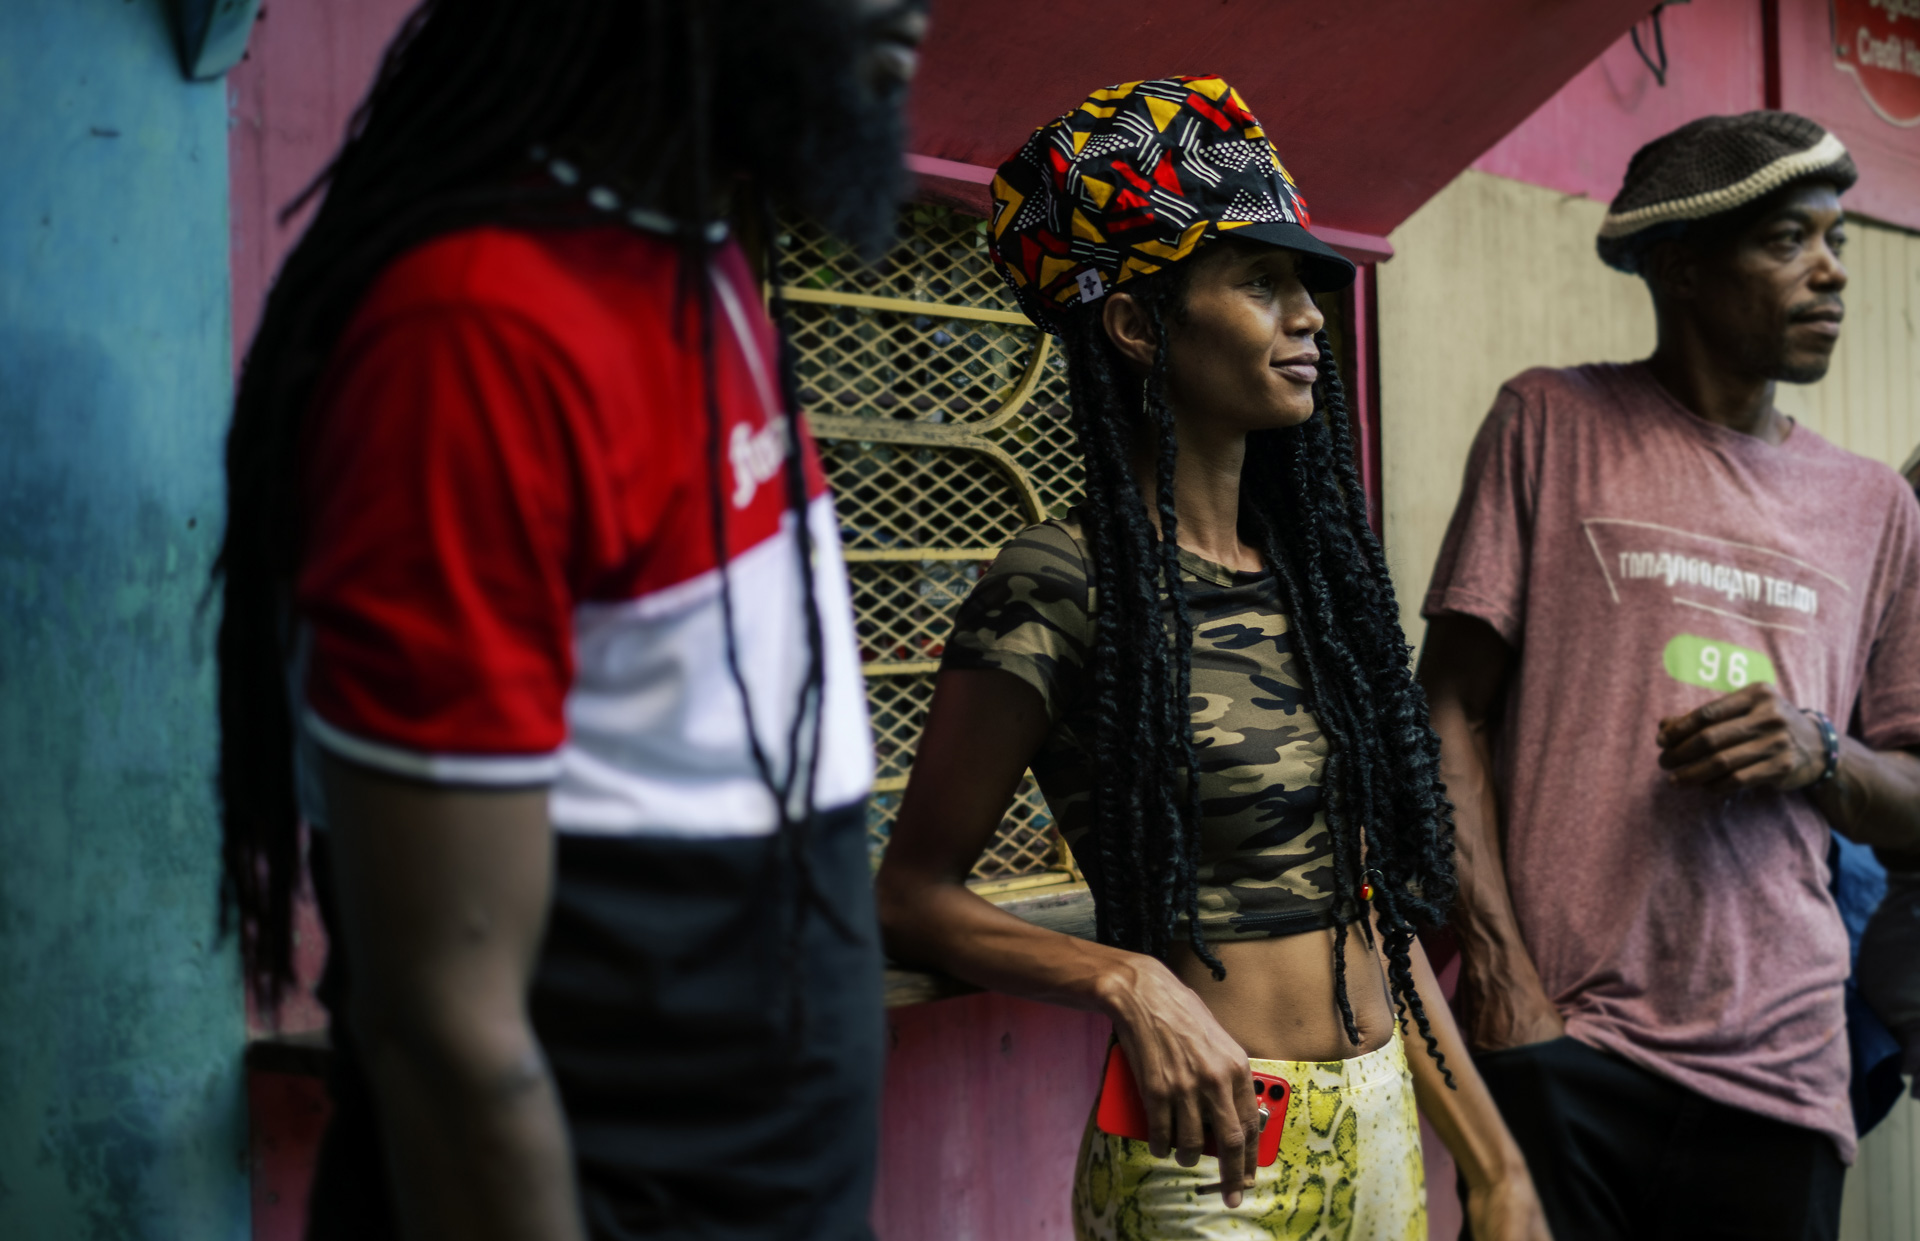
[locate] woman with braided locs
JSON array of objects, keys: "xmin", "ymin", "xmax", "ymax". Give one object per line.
[
  {"xmin": 216, "ymin": 2, "xmax": 926, "ymax": 1239},
  {"xmin": 876, "ymin": 78, "xmax": 1549, "ymax": 1239}
]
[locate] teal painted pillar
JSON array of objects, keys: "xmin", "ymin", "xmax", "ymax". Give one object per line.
[{"xmin": 0, "ymin": 1, "xmax": 249, "ymax": 1237}]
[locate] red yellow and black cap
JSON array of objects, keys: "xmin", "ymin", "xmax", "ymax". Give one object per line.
[{"xmin": 986, "ymin": 75, "xmax": 1355, "ymax": 332}]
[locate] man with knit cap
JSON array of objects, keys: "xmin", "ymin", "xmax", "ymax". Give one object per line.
[{"xmin": 1419, "ymin": 111, "xmax": 1920, "ymax": 1240}]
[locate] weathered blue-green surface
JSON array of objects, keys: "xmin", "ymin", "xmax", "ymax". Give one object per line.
[{"xmin": 0, "ymin": 1, "xmax": 249, "ymax": 1237}]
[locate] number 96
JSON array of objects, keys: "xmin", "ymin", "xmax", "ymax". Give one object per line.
[{"xmin": 1697, "ymin": 644, "xmax": 1750, "ymax": 689}]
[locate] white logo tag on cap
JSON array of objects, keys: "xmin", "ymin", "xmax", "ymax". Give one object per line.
[{"xmin": 1076, "ymin": 270, "xmax": 1106, "ymax": 302}]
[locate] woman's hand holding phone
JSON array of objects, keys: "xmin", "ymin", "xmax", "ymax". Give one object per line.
[{"xmin": 1095, "ymin": 953, "xmax": 1264, "ymax": 1208}]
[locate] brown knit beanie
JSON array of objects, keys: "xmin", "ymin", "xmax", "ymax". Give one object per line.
[{"xmin": 1597, "ymin": 111, "xmax": 1856, "ymax": 274}]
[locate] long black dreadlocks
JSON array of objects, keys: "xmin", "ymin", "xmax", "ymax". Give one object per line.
[
  {"xmin": 216, "ymin": 0, "xmax": 910, "ymax": 1011},
  {"xmin": 1054, "ymin": 260, "xmax": 1459, "ymax": 1079}
]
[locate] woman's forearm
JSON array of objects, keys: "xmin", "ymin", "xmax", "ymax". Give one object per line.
[
  {"xmin": 877, "ymin": 873, "xmax": 1147, "ymax": 1017},
  {"xmin": 879, "ymin": 867, "xmax": 1268, "ymax": 1202},
  {"xmin": 874, "ymin": 668, "xmax": 1150, "ymax": 1013},
  {"xmin": 1398, "ymin": 940, "xmax": 1529, "ymax": 1192}
]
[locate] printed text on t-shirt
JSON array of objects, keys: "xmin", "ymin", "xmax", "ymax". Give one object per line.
[
  {"xmin": 1616, "ymin": 552, "xmax": 1820, "ymax": 616},
  {"xmin": 730, "ymin": 415, "xmax": 790, "ymax": 509},
  {"xmin": 1582, "ymin": 518, "xmax": 1852, "ymax": 636}
]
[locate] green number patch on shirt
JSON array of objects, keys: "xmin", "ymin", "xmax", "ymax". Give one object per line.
[{"xmin": 1662, "ymin": 633, "xmax": 1776, "ymax": 694}]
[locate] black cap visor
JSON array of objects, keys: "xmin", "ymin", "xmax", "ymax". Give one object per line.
[{"xmin": 1226, "ymin": 219, "xmax": 1357, "ymax": 292}]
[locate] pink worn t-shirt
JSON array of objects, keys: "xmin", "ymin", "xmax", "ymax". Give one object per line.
[{"xmin": 1424, "ymin": 363, "xmax": 1920, "ymax": 1162}]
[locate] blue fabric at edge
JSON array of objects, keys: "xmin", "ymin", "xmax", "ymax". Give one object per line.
[{"xmin": 1831, "ymin": 832, "xmax": 1906, "ymax": 1137}]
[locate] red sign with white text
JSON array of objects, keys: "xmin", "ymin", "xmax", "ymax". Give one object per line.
[{"xmin": 1833, "ymin": 0, "xmax": 1920, "ymax": 125}]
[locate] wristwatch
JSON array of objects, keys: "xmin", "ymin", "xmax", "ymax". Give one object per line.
[{"xmin": 1805, "ymin": 708, "xmax": 1841, "ymax": 785}]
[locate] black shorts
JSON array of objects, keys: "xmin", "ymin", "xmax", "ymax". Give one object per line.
[
  {"xmin": 1466, "ymin": 1035, "xmax": 1843, "ymax": 1241},
  {"xmin": 307, "ymin": 801, "xmax": 884, "ymax": 1241}
]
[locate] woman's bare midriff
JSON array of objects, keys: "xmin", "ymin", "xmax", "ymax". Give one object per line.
[{"xmin": 1169, "ymin": 926, "xmax": 1396, "ymax": 1062}]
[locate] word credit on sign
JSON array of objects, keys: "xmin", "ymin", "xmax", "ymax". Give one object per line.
[{"xmin": 1834, "ymin": 0, "xmax": 1920, "ymax": 125}]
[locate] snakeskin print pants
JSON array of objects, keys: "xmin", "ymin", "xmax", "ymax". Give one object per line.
[{"xmin": 1072, "ymin": 1034, "xmax": 1426, "ymax": 1241}]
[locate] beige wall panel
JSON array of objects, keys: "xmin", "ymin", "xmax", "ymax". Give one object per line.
[
  {"xmin": 1773, "ymin": 219, "xmax": 1920, "ymax": 480},
  {"xmin": 1846, "ymin": 1095, "xmax": 1920, "ymax": 1241},
  {"xmin": 1376, "ymin": 171, "xmax": 1653, "ymax": 650},
  {"xmin": 1378, "ymin": 167, "xmax": 1920, "ymax": 1241}
]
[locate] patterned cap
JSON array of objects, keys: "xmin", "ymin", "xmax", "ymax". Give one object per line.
[
  {"xmin": 986, "ymin": 76, "xmax": 1355, "ymax": 332},
  {"xmin": 1597, "ymin": 111, "xmax": 1857, "ymax": 273}
]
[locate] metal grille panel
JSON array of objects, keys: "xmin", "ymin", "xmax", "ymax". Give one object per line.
[
  {"xmin": 825, "ymin": 440, "xmax": 1031, "ymax": 554},
  {"xmin": 848, "ymin": 557, "xmax": 981, "ymax": 674},
  {"xmin": 781, "ymin": 206, "xmax": 1082, "ymax": 884}
]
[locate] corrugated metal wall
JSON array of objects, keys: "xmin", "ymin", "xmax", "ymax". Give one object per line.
[{"xmin": 1377, "ymin": 168, "xmax": 1920, "ymax": 1240}]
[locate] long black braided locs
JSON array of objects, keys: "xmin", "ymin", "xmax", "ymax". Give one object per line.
[
  {"xmin": 681, "ymin": 20, "xmax": 846, "ymax": 1039},
  {"xmin": 1053, "ymin": 267, "xmax": 1459, "ymax": 1083},
  {"xmin": 217, "ymin": 0, "xmax": 839, "ymax": 1013}
]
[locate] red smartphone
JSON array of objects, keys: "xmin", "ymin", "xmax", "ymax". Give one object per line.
[{"xmin": 1094, "ymin": 1043, "xmax": 1289, "ymax": 1168}]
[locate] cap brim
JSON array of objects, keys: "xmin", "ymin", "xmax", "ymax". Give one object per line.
[{"xmin": 1225, "ymin": 220, "xmax": 1357, "ymax": 292}]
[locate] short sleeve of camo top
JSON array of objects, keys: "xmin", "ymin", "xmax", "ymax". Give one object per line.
[{"xmin": 941, "ymin": 520, "xmax": 1095, "ymax": 721}]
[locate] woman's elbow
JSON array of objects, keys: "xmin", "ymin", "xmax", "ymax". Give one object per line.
[{"xmin": 874, "ymin": 860, "xmax": 918, "ymax": 957}]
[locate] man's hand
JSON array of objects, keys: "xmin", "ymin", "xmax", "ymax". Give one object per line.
[
  {"xmin": 1455, "ymin": 956, "xmax": 1567, "ymax": 1053},
  {"xmin": 1657, "ymin": 683, "xmax": 1825, "ymax": 795}
]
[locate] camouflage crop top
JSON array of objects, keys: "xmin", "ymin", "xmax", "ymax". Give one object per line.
[{"xmin": 942, "ymin": 512, "xmax": 1336, "ymax": 940}]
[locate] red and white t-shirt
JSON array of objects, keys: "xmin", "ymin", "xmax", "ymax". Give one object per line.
[{"xmin": 293, "ymin": 225, "xmax": 873, "ymax": 837}]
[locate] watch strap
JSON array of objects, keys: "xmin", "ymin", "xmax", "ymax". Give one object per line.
[{"xmin": 1806, "ymin": 708, "xmax": 1841, "ymax": 785}]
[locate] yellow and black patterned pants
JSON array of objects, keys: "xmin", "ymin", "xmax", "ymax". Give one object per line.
[{"xmin": 1072, "ymin": 1034, "xmax": 1426, "ymax": 1241}]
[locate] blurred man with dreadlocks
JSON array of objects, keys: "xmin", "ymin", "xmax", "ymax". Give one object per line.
[
  {"xmin": 877, "ymin": 78, "xmax": 1548, "ymax": 1240},
  {"xmin": 213, "ymin": 1, "xmax": 926, "ymax": 1236},
  {"xmin": 1420, "ymin": 112, "xmax": 1920, "ymax": 1240}
]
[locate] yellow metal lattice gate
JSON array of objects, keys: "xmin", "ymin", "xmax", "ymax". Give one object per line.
[{"xmin": 780, "ymin": 203, "xmax": 1081, "ymax": 890}]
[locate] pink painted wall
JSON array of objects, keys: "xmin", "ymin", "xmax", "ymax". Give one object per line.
[
  {"xmin": 874, "ymin": 994, "xmax": 1110, "ymax": 1239},
  {"xmin": 906, "ymin": 0, "xmax": 1655, "ymax": 238},
  {"xmin": 1472, "ymin": 0, "xmax": 1767, "ymax": 205},
  {"xmin": 1471, "ymin": 0, "xmax": 1920, "ymax": 231},
  {"xmin": 229, "ymin": 0, "xmax": 419, "ymax": 367},
  {"xmin": 248, "ymin": 1071, "xmax": 331, "ymax": 1241}
]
